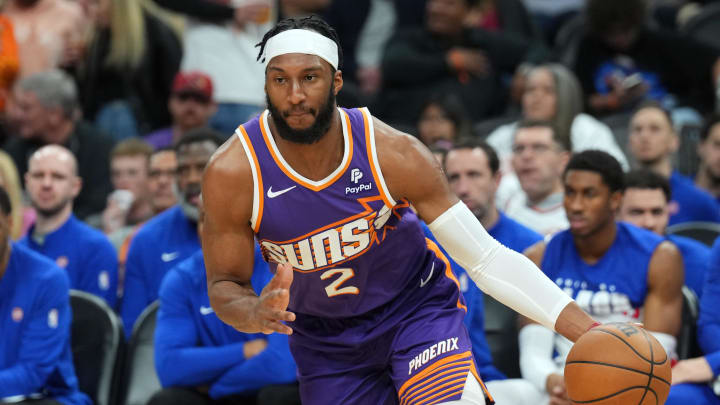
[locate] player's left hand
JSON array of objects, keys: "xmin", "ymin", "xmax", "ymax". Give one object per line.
[{"xmin": 671, "ymin": 357, "xmax": 714, "ymax": 385}]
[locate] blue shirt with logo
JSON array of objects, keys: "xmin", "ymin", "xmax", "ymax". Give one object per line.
[
  {"xmin": 423, "ymin": 211, "xmax": 543, "ymax": 381},
  {"xmin": 121, "ymin": 205, "xmax": 200, "ymax": 338},
  {"xmin": 155, "ymin": 247, "xmax": 297, "ymax": 397},
  {"xmin": 19, "ymin": 215, "xmax": 118, "ymax": 308},
  {"xmin": 0, "ymin": 243, "xmax": 91, "ymax": 405}
]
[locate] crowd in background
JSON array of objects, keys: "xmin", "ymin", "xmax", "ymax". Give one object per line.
[{"xmin": 2, "ymin": 0, "xmax": 720, "ymax": 404}]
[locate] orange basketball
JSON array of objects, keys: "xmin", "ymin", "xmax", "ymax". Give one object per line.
[{"xmin": 564, "ymin": 323, "xmax": 671, "ymax": 404}]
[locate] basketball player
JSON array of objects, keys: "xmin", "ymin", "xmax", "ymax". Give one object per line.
[
  {"xmin": 202, "ymin": 16, "xmax": 598, "ymax": 405},
  {"xmin": 519, "ymin": 150, "xmax": 684, "ymax": 404}
]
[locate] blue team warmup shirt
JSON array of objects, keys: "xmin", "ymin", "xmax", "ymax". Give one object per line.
[
  {"xmin": 423, "ymin": 211, "xmax": 543, "ymax": 381},
  {"xmin": 699, "ymin": 238, "xmax": 720, "ymax": 376},
  {"xmin": 121, "ymin": 205, "xmax": 200, "ymax": 337},
  {"xmin": 19, "ymin": 215, "xmax": 118, "ymax": 308},
  {"xmin": 667, "ymin": 234, "xmax": 710, "ymax": 299},
  {"xmin": 669, "ymin": 172, "xmax": 720, "ymax": 225},
  {"xmin": 155, "ymin": 248, "xmax": 297, "ymax": 398},
  {"xmin": 0, "ymin": 243, "xmax": 90, "ymax": 405}
]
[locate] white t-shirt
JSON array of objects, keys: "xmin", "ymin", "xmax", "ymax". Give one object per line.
[{"xmin": 502, "ymin": 190, "xmax": 569, "ymax": 236}]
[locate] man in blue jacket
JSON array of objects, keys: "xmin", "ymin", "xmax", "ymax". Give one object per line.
[
  {"xmin": 0, "ymin": 186, "xmax": 90, "ymax": 405},
  {"xmin": 20, "ymin": 145, "xmax": 118, "ymax": 307},
  {"xmin": 121, "ymin": 128, "xmax": 223, "ymax": 337},
  {"xmin": 618, "ymin": 169, "xmax": 710, "ymax": 299},
  {"xmin": 149, "ymin": 246, "xmax": 300, "ymax": 405}
]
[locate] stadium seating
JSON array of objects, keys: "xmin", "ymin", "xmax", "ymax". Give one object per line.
[
  {"xmin": 667, "ymin": 222, "xmax": 720, "ymax": 247},
  {"xmin": 483, "ymin": 294, "xmax": 521, "ymax": 378},
  {"xmin": 70, "ymin": 290, "xmax": 124, "ymax": 405},
  {"xmin": 120, "ymin": 301, "xmax": 161, "ymax": 405},
  {"xmin": 678, "ymin": 286, "xmax": 701, "ymax": 360},
  {"xmin": 681, "ymin": 2, "xmax": 720, "ymax": 51}
]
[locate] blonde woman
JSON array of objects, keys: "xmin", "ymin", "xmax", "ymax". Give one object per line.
[
  {"xmin": 75, "ymin": 0, "xmax": 182, "ymax": 139},
  {"xmin": 0, "ymin": 150, "xmax": 30, "ymax": 239}
]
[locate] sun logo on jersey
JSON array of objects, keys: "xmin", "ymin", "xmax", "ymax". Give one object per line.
[{"xmin": 259, "ymin": 196, "xmax": 401, "ymax": 273}]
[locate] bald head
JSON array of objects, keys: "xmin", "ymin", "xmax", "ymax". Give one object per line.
[
  {"xmin": 25, "ymin": 145, "xmax": 81, "ymax": 219},
  {"xmin": 29, "ymin": 145, "xmax": 78, "ymax": 175}
]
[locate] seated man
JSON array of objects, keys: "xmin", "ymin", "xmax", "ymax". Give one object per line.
[
  {"xmin": 628, "ymin": 102, "xmax": 720, "ymax": 225},
  {"xmin": 619, "ymin": 169, "xmax": 710, "ymax": 299},
  {"xmin": 695, "ymin": 113, "xmax": 720, "ymax": 202},
  {"xmin": 0, "ymin": 186, "xmax": 90, "ymax": 405},
  {"xmin": 20, "ymin": 145, "xmax": 118, "ymax": 308},
  {"xmin": 501, "ymin": 120, "xmax": 570, "ymax": 236},
  {"xmin": 666, "ymin": 237, "xmax": 720, "ymax": 404},
  {"xmin": 150, "ymin": 246, "xmax": 300, "ymax": 405},
  {"xmin": 519, "ymin": 150, "xmax": 684, "ymax": 404}
]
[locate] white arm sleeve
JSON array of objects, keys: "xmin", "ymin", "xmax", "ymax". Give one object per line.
[
  {"xmin": 428, "ymin": 201, "xmax": 573, "ymax": 331},
  {"xmin": 518, "ymin": 324, "xmax": 560, "ymax": 392}
]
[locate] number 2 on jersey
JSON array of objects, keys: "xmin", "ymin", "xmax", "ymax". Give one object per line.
[{"xmin": 321, "ymin": 268, "xmax": 359, "ymax": 297}]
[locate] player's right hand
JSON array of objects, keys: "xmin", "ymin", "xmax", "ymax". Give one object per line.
[{"xmin": 254, "ymin": 262, "xmax": 295, "ymax": 335}]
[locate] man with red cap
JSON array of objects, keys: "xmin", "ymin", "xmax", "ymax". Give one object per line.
[{"xmin": 144, "ymin": 71, "xmax": 218, "ymax": 150}]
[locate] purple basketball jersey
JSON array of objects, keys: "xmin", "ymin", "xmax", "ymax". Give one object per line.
[{"xmin": 236, "ymin": 107, "xmax": 462, "ymax": 326}]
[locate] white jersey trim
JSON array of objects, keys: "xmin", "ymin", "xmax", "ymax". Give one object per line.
[
  {"xmin": 261, "ymin": 108, "xmax": 351, "ymax": 188},
  {"xmin": 362, "ymin": 107, "xmax": 396, "ymax": 207},
  {"xmin": 235, "ymin": 127, "xmax": 261, "ymax": 231}
]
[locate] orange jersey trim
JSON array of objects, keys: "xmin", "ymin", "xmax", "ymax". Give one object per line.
[
  {"xmin": 361, "ymin": 108, "xmax": 395, "ymax": 208},
  {"xmin": 470, "ymin": 359, "xmax": 494, "ymax": 403},
  {"xmin": 398, "ymin": 351, "xmax": 472, "ymax": 398},
  {"xmin": 259, "ymin": 110, "xmax": 354, "ymax": 192},
  {"xmin": 401, "ymin": 367, "xmax": 471, "ymax": 405},
  {"xmin": 238, "ymin": 124, "xmax": 265, "ymax": 233},
  {"xmin": 425, "ymin": 239, "xmax": 466, "ymax": 312}
]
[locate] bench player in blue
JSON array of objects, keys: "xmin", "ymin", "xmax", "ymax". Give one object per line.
[{"xmin": 201, "ymin": 16, "xmax": 599, "ymax": 405}]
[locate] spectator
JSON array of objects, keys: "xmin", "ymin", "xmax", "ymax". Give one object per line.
[
  {"xmin": 147, "ymin": 147, "xmax": 178, "ymax": 215},
  {"xmin": 464, "ymin": 0, "xmax": 544, "ymax": 44},
  {"xmin": 628, "ymin": 102, "xmax": 720, "ymax": 225},
  {"xmin": 618, "ymin": 169, "xmax": 710, "ymax": 299},
  {"xmin": 437, "ymin": 138, "xmax": 543, "ymax": 404},
  {"xmin": 150, "ymin": 0, "xmax": 274, "ymax": 136},
  {"xmin": 150, "ymin": 247, "xmax": 300, "ymax": 405},
  {"xmin": 501, "ymin": 120, "xmax": 570, "ymax": 235},
  {"xmin": 575, "ymin": 0, "xmax": 720, "ymax": 117},
  {"xmin": 74, "ymin": 0, "xmax": 182, "ymax": 139},
  {"xmin": 121, "ymin": 128, "xmax": 222, "ymax": 336},
  {"xmin": 0, "ymin": 150, "xmax": 26, "ymax": 239},
  {"xmin": 415, "ymin": 93, "xmax": 470, "ymax": 149},
  {"xmin": 5, "ymin": 70, "xmax": 115, "ymax": 220},
  {"xmin": 666, "ymin": 236, "xmax": 720, "ymax": 404},
  {"xmin": 0, "ymin": 14, "xmax": 19, "ymax": 112},
  {"xmin": 0, "ymin": 186, "xmax": 91, "ymax": 405},
  {"xmin": 145, "ymin": 71, "xmax": 217, "ymax": 150},
  {"xmin": 377, "ymin": 0, "xmax": 537, "ymax": 127},
  {"xmin": 19, "ymin": 145, "xmax": 118, "ymax": 307},
  {"xmin": 695, "ymin": 113, "xmax": 720, "ymax": 201},
  {"xmin": 3, "ymin": 0, "xmax": 85, "ymax": 78},
  {"xmin": 519, "ymin": 150, "xmax": 684, "ymax": 404},
  {"xmin": 487, "ymin": 63, "xmax": 628, "ymax": 175}
]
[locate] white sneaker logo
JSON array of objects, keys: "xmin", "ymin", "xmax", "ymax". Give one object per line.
[
  {"xmin": 161, "ymin": 251, "xmax": 179, "ymax": 262},
  {"xmin": 200, "ymin": 306, "xmax": 214, "ymax": 315},
  {"xmin": 420, "ymin": 263, "xmax": 434, "ymax": 287},
  {"xmin": 267, "ymin": 186, "xmax": 296, "ymax": 198}
]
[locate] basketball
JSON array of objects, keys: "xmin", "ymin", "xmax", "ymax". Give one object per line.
[{"xmin": 564, "ymin": 323, "xmax": 671, "ymax": 404}]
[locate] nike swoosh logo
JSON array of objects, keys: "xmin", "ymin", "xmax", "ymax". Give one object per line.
[
  {"xmin": 200, "ymin": 306, "xmax": 214, "ymax": 315},
  {"xmin": 161, "ymin": 252, "xmax": 179, "ymax": 262},
  {"xmin": 420, "ymin": 263, "xmax": 434, "ymax": 288},
  {"xmin": 267, "ymin": 186, "xmax": 296, "ymax": 198}
]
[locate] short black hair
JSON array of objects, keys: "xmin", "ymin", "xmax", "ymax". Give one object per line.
[
  {"xmin": 173, "ymin": 127, "xmax": 225, "ymax": 153},
  {"xmin": 701, "ymin": 113, "xmax": 720, "ymax": 142},
  {"xmin": 633, "ymin": 100, "xmax": 673, "ymax": 127},
  {"xmin": 418, "ymin": 93, "xmax": 471, "ymax": 138},
  {"xmin": 516, "ymin": 119, "xmax": 572, "ymax": 152},
  {"xmin": 448, "ymin": 138, "xmax": 500, "ymax": 175},
  {"xmin": 586, "ymin": 0, "xmax": 647, "ymax": 37},
  {"xmin": 564, "ymin": 150, "xmax": 625, "ymax": 193},
  {"xmin": 256, "ymin": 15, "xmax": 343, "ymax": 71},
  {"xmin": 624, "ymin": 169, "xmax": 671, "ymax": 202},
  {"xmin": 0, "ymin": 186, "xmax": 11, "ymax": 216}
]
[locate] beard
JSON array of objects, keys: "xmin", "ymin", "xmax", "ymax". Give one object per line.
[
  {"xmin": 32, "ymin": 198, "xmax": 71, "ymax": 218},
  {"xmin": 266, "ymin": 83, "xmax": 336, "ymax": 145},
  {"xmin": 175, "ymin": 183, "xmax": 200, "ymax": 222}
]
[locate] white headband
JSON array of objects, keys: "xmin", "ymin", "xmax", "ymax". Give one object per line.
[{"xmin": 263, "ymin": 29, "xmax": 339, "ymax": 70}]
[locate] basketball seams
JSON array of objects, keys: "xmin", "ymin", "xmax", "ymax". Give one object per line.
[
  {"xmin": 564, "ymin": 360, "xmax": 670, "ymax": 386},
  {"xmin": 637, "ymin": 327, "xmax": 655, "ymax": 405},
  {"xmin": 592, "ymin": 328, "xmax": 667, "ymax": 365},
  {"xmin": 568, "ymin": 386, "xmax": 653, "ymax": 404}
]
